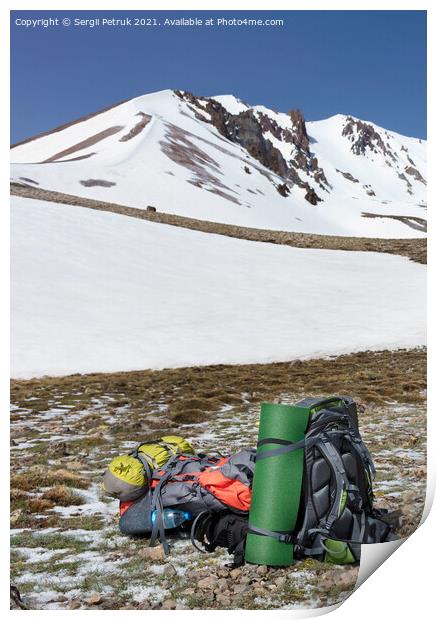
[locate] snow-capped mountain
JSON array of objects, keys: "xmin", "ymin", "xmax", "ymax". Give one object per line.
[{"xmin": 10, "ymin": 89, "xmax": 426, "ymax": 238}]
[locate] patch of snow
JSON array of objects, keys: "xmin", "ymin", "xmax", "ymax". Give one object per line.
[
  {"xmin": 126, "ymin": 583, "xmax": 167, "ymax": 604},
  {"xmin": 11, "ymin": 198, "xmax": 426, "ymax": 378},
  {"xmin": 212, "ymin": 94, "xmax": 249, "ymax": 115}
]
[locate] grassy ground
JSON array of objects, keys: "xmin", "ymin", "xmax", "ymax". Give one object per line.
[
  {"xmin": 11, "ymin": 183, "xmax": 426, "ymax": 264},
  {"xmin": 10, "ymin": 348, "xmax": 426, "ymax": 610}
]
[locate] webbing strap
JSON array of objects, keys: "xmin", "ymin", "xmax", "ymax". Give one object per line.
[
  {"xmin": 350, "ymin": 434, "xmax": 376, "ymax": 478},
  {"xmin": 298, "ymin": 544, "xmax": 326, "ymax": 557},
  {"xmin": 149, "ymin": 477, "xmax": 169, "ymax": 554},
  {"xmin": 316, "ymin": 438, "xmax": 347, "ymax": 532},
  {"xmin": 332, "ymin": 428, "xmax": 376, "ymax": 479},
  {"xmin": 255, "ymin": 436, "xmax": 318, "ymax": 461},
  {"xmin": 148, "ymin": 454, "xmax": 180, "ymax": 554},
  {"xmin": 307, "ymin": 529, "xmax": 365, "ymax": 547},
  {"xmin": 247, "ymin": 524, "xmax": 294, "ymax": 544},
  {"xmin": 133, "ymin": 451, "xmax": 153, "ymax": 483}
]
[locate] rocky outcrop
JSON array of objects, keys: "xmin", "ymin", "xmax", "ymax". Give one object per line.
[
  {"xmin": 259, "ymin": 107, "xmax": 329, "ymax": 191},
  {"xmin": 336, "ymin": 169, "xmax": 359, "ymax": 183},
  {"xmin": 305, "ymin": 188, "xmax": 322, "ymax": 205},
  {"xmin": 288, "ymin": 108, "xmax": 310, "ymax": 152},
  {"xmin": 226, "ymin": 111, "xmax": 289, "ymax": 177},
  {"xmin": 276, "ymin": 183, "xmax": 290, "ymax": 197},
  {"xmin": 405, "ymin": 165, "xmax": 426, "ymax": 185},
  {"xmin": 119, "ymin": 112, "xmax": 151, "ymax": 142},
  {"xmin": 176, "ymin": 92, "xmax": 287, "ymax": 176},
  {"xmin": 175, "ymin": 90, "xmax": 323, "ymax": 204},
  {"xmin": 80, "ymin": 179, "xmax": 116, "ymax": 188},
  {"xmin": 257, "ymin": 112, "xmax": 283, "ymax": 141},
  {"xmin": 342, "ymin": 117, "xmax": 392, "ymax": 158}
]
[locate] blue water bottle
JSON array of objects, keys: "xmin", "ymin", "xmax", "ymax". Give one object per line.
[{"xmin": 151, "ymin": 508, "xmax": 192, "ymax": 529}]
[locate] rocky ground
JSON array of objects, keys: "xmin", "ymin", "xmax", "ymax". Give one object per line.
[
  {"xmin": 11, "ymin": 184, "xmax": 426, "ymax": 264},
  {"xmin": 10, "ymin": 348, "xmax": 426, "ymax": 610}
]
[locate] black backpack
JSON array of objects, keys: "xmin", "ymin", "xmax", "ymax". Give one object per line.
[
  {"xmin": 192, "ymin": 396, "xmax": 397, "ymax": 565},
  {"xmin": 291, "ymin": 396, "xmax": 396, "ymax": 563}
]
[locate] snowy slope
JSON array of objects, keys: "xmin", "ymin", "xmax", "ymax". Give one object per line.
[
  {"xmin": 11, "ymin": 196, "xmax": 426, "ymax": 378},
  {"xmin": 10, "ymin": 89, "xmax": 426, "ymax": 238}
]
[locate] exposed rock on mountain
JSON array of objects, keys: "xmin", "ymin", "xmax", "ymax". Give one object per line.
[
  {"xmin": 405, "ymin": 165, "xmax": 426, "ymax": 185},
  {"xmin": 176, "ymin": 91, "xmax": 324, "ymax": 204},
  {"xmin": 10, "ymin": 89, "xmax": 427, "ymax": 238},
  {"xmin": 343, "ymin": 116, "xmax": 389, "ymax": 156}
]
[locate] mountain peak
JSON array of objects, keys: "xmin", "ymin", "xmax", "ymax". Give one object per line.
[
  {"xmin": 10, "ymin": 88, "xmax": 427, "ymax": 238},
  {"xmin": 210, "ymin": 94, "xmax": 249, "ymax": 115}
]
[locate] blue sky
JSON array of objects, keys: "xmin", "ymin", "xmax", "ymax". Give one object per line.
[{"xmin": 10, "ymin": 10, "xmax": 426, "ymax": 142}]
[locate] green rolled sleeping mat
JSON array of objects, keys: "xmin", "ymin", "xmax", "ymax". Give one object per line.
[{"xmin": 245, "ymin": 402, "xmax": 311, "ymax": 566}]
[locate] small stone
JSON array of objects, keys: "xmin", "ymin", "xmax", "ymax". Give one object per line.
[
  {"xmin": 137, "ymin": 601, "xmax": 152, "ymax": 609},
  {"xmin": 216, "ymin": 578, "xmax": 228, "ymax": 590},
  {"xmin": 229, "ymin": 567, "xmax": 242, "ymax": 579},
  {"xmin": 138, "ymin": 544, "xmax": 165, "ymax": 561},
  {"xmin": 233, "ymin": 584, "xmax": 248, "ymax": 594},
  {"xmin": 10, "ymin": 510, "xmax": 23, "ymax": 526},
  {"xmin": 163, "ymin": 563, "xmax": 177, "ymax": 576},
  {"xmin": 216, "ymin": 567, "xmax": 229, "ymax": 578},
  {"xmin": 185, "ymin": 569, "xmax": 207, "ymax": 579},
  {"xmin": 216, "ymin": 593, "xmax": 231, "ymax": 606},
  {"xmin": 161, "ymin": 599, "xmax": 177, "ymax": 610},
  {"xmin": 275, "ymin": 576, "xmax": 286, "ymax": 587},
  {"xmin": 197, "ymin": 576, "xmax": 217, "ymax": 589},
  {"xmin": 202, "ymin": 591, "xmax": 215, "ymax": 603},
  {"xmin": 87, "ymin": 592, "xmax": 102, "ymax": 605},
  {"xmin": 256, "ymin": 565, "xmax": 268, "ymax": 575},
  {"xmin": 182, "ymin": 588, "xmax": 196, "ymax": 596},
  {"xmin": 69, "ymin": 600, "xmax": 81, "ymax": 610},
  {"xmin": 176, "ymin": 604, "xmax": 189, "ymax": 610}
]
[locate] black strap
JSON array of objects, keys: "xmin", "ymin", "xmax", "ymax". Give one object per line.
[
  {"xmin": 190, "ymin": 510, "xmax": 213, "ymax": 554},
  {"xmin": 148, "ymin": 454, "xmax": 181, "ymax": 554},
  {"xmin": 315, "ymin": 437, "xmax": 348, "ymax": 532},
  {"xmin": 294, "ymin": 396, "xmax": 347, "ymax": 411},
  {"xmin": 247, "ymin": 524, "xmax": 294, "ymax": 544},
  {"xmin": 255, "ymin": 436, "xmax": 318, "ymax": 461}
]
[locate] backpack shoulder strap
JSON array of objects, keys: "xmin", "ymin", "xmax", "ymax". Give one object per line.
[{"xmin": 311, "ymin": 435, "xmax": 350, "ymax": 533}]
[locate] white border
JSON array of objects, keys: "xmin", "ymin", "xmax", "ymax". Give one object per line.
[{"xmin": 3, "ymin": 2, "xmax": 434, "ymax": 618}]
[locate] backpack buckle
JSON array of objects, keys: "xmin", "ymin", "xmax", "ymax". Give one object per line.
[{"xmin": 277, "ymin": 533, "xmax": 293, "ymax": 544}]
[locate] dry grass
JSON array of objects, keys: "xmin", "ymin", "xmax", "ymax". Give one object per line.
[
  {"xmin": 11, "ymin": 468, "xmax": 89, "ymax": 493},
  {"xmin": 41, "ymin": 485, "xmax": 85, "ymax": 506},
  {"xmin": 11, "ymin": 348, "xmax": 426, "ymax": 414}
]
